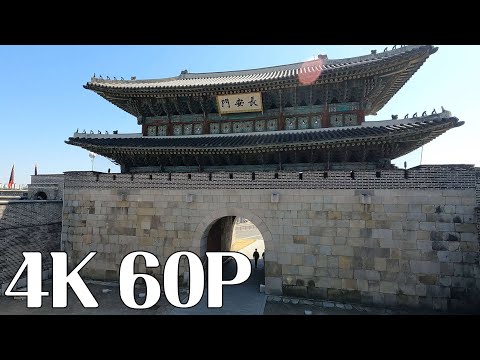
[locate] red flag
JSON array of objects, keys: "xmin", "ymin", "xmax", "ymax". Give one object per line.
[
  {"xmin": 34, "ymin": 163, "xmax": 38, "ymax": 176},
  {"xmin": 7, "ymin": 164, "xmax": 14, "ymax": 189}
]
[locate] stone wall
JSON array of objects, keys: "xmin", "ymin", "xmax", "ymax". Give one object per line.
[
  {"xmin": 476, "ymin": 170, "xmax": 480, "ymax": 241},
  {"xmin": 0, "ymin": 190, "xmax": 26, "ymax": 197},
  {"xmin": 28, "ymin": 174, "xmax": 64, "ymax": 200},
  {"xmin": 0, "ymin": 200, "xmax": 62, "ymax": 294},
  {"xmin": 62, "ymin": 166, "xmax": 479, "ymax": 312}
]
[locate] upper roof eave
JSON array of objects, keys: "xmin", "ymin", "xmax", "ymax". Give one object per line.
[{"xmin": 84, "ymin": 45, "xmax": 437, "ymax": 92}]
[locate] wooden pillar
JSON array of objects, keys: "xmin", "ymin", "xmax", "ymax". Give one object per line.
[
  {"xmin": 323, "ymin": 84, "xmax": 330, "ymax": 128},
  {"xmin": 278, "ymin": 89, "xmax": 285, "ymax": 130},
  {"xmin": 167, "ymin": 118, "xmax": 173, "ymax": 136},
  {"xmin": 358, "ymin": 110, "xmax": 366, "ymax": 125},
  {"xmin": 204, "ymin": 115, "xmax": 210, "ymax": 134}
]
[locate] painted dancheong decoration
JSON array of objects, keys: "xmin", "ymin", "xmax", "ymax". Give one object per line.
[{"xmin": 67, "ymin": 45, "xmax": 463, "ymax": 173}]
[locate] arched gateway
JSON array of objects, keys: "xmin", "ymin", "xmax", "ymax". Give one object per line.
[{"xmin": 194, "ymin": 207, "xmax": 277, "ymax": 293}]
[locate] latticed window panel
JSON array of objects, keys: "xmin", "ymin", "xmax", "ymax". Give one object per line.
[
  {"xmin": 147, "ymin": 126, "xmax": 157, "ymax": 136},
  {"xmin": 311, "ymin": 115, "xmax": 322, "ymax": 128},
  {"xmin": 221, "ymin": 122, "xmax": 231, "ymax": 134},
  {"xmin": 298, "ymin": 117, "xmax": 309, "ymax": 130},
  {"xmin": 330, "ymin": 114, "xmax": 343, "ymax": 127},
  {"xmin": 267, "ymin": 119, "xmax": 278, "ymax": 131},
  {"xmin": 233, "ymin": 122, "xmax": 243, "ymax": 133},
  {"xmin": 255, "ymin": 120, "xmax": 266, "ymax": 132},
  {"xmin": 344, "ymin": 114, "xmax": 357, "ymax": 126},
  {"xmin": 158, "ymin": 125, "xmax": 167, "ymax": 136},
  {"xmin": 173, "ymin": 124, "xmax": 183, "ymax": 136},
  {"xmin": 183, "ymin": 124, "xmax": 193, "ymax": 135},
  {"xmin": 244, "ymin": 121, "xmax": 253, "ymax": 133},
  {"xmin": 193, "ymin": 123, "xmax": 203, "ymax": 135},
  {"xmin": 210, "ymin": 122, "xmax": 220, "ymax": 134},
  {"xmin": 286, "ymin": 117, "xmax": 297, "ymax": 130}
]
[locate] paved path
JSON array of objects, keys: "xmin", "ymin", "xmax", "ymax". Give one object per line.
[
  {"xmin": 233, "ymin": 225, "xmax": 265, "ymax": 260},
  {"xmin": 170, "ymin": 250, "xmax": 266, "ymax": 315},
  {"xmin": 170, "ymin": 225, "xmax": 267, "ymax": 315}
]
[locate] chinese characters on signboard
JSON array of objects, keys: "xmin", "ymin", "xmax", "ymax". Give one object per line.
[{"xmin": 216, "ymin": 92, "xmax": 263, "ymax": 115}]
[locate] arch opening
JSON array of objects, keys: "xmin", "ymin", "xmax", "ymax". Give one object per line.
[
  {"xmin": 194, "ymin": 207, "xmax": 281, "ymax": 296},
  {"xmin": 34, "ymin": 191, "xmax": 47, "ymax": 200},
  {"xmin": 199, "ymin": 216, "xmax": 266, "ymax": 288},
  {"xmin": 232, "ymin": 217, "xmax": 265, "ymax": 272}
]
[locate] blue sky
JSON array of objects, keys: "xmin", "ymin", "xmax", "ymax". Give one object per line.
[{"xmin": 0, "ymin": 45, "xmax": 478, "ymax": 185}]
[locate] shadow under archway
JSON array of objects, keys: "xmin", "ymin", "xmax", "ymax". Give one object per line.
[
  {"xmin": 171, "ymin": 212, "xmax": 270, "ymax": 314},
  {"xmin": 194, "ymin": 207, "xmax": 281, "ymax": 296},
  {"xmin": 202, "ymin": 216, "xmax": 266, "ymax": 285},
  {"xmin": 34, "ymin": 191, "xmax": 47, "ymax": 200}
]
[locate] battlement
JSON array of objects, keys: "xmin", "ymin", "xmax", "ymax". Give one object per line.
[{"xmin": 64, "ymin": 165, "xmax": 478, "ymax": 191}]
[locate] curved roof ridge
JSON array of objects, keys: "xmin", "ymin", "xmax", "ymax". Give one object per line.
[
  {"xmin": 88, "ymin": 45, "xmax": 434, "ymax": 85},
  {"xmin": 182, "ymin": 45, "xmax": 429, "ymax": 78}
]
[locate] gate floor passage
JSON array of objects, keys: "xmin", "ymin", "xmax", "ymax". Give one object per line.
[{"xmin": 169, "ymin": 258, "xmax": 266, "ymax": 315}]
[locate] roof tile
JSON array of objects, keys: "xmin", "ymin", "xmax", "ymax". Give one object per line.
[{"xmin": 85, "ymin": 46, "xmax": 434, "ymax": 91}]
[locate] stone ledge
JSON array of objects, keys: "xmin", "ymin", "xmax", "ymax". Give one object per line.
[
  {"xmin": 0, "ymin": 200, "xmax": 63, "ymax": 204},
  {"xmin": 265, "ymin": 295, "xmax": 405, "ymax": 314}
]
